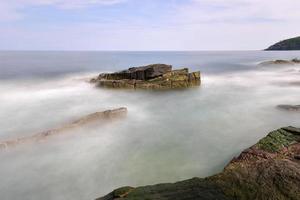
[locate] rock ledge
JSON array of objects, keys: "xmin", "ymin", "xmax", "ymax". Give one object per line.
[
  {"xmin": 0, "ymin": 107, "xmax": 127, "ymax": 151},
  {"xmin": 91, "ymin": 64, "xmax": 201, "ymax": 89},
  {"xmin": 97, "ymin": 127, "xmax": 300, "ymax": 200}
]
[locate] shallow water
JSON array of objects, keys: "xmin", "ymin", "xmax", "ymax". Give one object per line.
[{"xmin": 0, "ymin": 51, "xmax": 300, "ymax": 199}]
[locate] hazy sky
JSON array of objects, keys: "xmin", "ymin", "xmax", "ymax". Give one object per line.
[{"xmin": 0, "ymin": 0, "xmax": 299, "ymax": 50}]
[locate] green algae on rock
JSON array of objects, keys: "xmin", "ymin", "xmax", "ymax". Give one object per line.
[
  {"xmin": 97, "ymin": 178, "xmax": 231, "ymax": 200},
  {"xmin": 97, "ymin": 127, "xmax": 300, "ymax": 200},
  {"xmin": 212, "ymin": 126, "xmax": 300, "ymax": 200},
  {"xmin": 91, "ymin": 64, "xmax": 201, "ymax": 89}
]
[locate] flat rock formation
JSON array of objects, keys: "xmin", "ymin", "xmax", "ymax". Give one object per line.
[
  {"xmin": 277, "ymin": 104, "xmax": 300, "ymax": 111},
  {"xmin": 97, "ymin": 126, "xmax": 300, "ymax": 200},
  {"xmin": 266, "ymin": 36, "xmax": 300, "ymax": 51},
  {"xmin": 91, "ymin": 64, "xmax": 201, "ymax": 89},
  {"xmin": 259, "ymin": 58, "xmax": 300, "ymax": 66},
  {"xmin": 0, "ymin": 107, "xmax": 127, "ymax": 151}
]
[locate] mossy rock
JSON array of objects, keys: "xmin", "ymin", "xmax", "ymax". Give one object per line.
[
  {"xmin": 256, "ymin": 128, "xmax": 299, "ymax": 152},
  {"xmin": 97, "ymin": 127, "xmax": 300, "ymax": 200},
  {"xmin": 113, "ymin": 187, "xmax": 135, "ymax": 198},
  {"xmin": 93, "ymin": 65, "xmax": 200, "ymax": 90}
]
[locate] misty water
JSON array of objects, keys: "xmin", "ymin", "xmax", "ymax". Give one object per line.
[{"xmin": 1, "ymin": 51, "xmax": 300, "ymax": 200}]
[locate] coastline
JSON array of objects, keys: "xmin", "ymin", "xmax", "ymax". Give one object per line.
[{"xmin": 98, "ymin": 127, "xmax": 300, "ymax": 200}]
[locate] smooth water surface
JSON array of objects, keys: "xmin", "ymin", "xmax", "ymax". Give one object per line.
[{"xmin": 0, "ymin": 51, "xmax": 300, "ymax": 199}]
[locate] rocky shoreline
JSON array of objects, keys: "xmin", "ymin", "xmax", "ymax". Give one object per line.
[
  {"xmin": 97, "ymin": 126, "xmax": 300, "ymax": 200},
  {"xmin": 91, "ymin": 64, "xmax": 201, "ymax": 89}
]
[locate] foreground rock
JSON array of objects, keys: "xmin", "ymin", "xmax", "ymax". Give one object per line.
[
  {"xmin": 277, "ymin": 104, "xmax": 300, "ymax": 111},
  {"xmin": 91, "ymin": 64, "xmax": 201, "ymax": 89},
  {"xmin": 98, "ymin": 127, "xmax": 300, "ymax": 200},
  {"xmin": 259, "ymin": 58, "xmax": 300, "ymax": 66},
  {"xmin": 0, "ymin": 107, "xmax": 127, "ymax": 151},
  {"xmin": 266, "ymin": 36, "xmax": 300, "ymax": 51}
]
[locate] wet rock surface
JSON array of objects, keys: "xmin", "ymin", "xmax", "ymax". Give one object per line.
[
  {"xmin": 91, "ymin": 64, "xmax": 201, "ymax": 89},
  {"xmin": 259, "ymin": 59, "xmax": 300, "ymax": 66},
  {"xmin": 277, "ymin": 104, "xmax": 300, "ymax": 111},
  {"xmin": 97, "ymin": 127, "xmax": 300, "ymax": 200},
  {"xmin": 0, "ymin": 107, "xmax": 127, "ymax": 151},
  {"xmin": 97, "ymin": 179, "xmax": 231, "ymax": 200},
  {"xmin": 98, "ymin": 64, "xmax": 172, "ymax": 81}
]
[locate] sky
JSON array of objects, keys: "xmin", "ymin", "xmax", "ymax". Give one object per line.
[{"xmin": 0, "ymin": 0, "xmax": 299, "ymax": 50}]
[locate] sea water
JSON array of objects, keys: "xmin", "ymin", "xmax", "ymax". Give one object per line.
[{"xmin": 0, "ymin": 51, "xmax": 300, "ymax": 199}]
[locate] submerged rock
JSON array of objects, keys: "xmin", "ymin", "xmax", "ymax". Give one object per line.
[
  {"xmin": 277, "ymin": 104, "xmax": 300, "ymax": 111},
  {"xmin": 259, "ymin": 59, "xmax": 300, "ymax": 66},
  {"xmin": 292, "ymin": 58, "xmax": 300, "ymax": 63},
  {"xmin": 97, "ymin": 127, "xmax": 300, "ymax": 200},
  {"xmin": 91, "ymin": 64, "xmax": 201, "ymax": 89},
  {"xmin": 0, "ymin": 107, "xmax": 127, "ymax": 151}
]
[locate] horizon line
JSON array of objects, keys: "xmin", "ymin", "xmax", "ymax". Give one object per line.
[{"xmin": 0, "ymin": 49, "xmax": 266, "ymax": 52}]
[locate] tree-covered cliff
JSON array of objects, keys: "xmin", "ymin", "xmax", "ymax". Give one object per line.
[{"xmin": 266, "ymin": 36, "xmax": 300, "ymax": 50}]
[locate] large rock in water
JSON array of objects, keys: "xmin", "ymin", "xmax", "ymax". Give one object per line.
[
  {"xmin": 91, "ymin": 64, "xmax": 201, "ymax": 89},
  {"xmin": 99, "ymin": 64, "xmax": 172, "ymax": 81},
  {"xmin": 97, "ymin": 127, "xmax": 300, "ymax": 200}
]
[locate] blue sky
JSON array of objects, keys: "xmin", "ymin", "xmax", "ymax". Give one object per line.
[{"xmin": 0, "ymin": 0, "xmax": 299, "ymax": 50}]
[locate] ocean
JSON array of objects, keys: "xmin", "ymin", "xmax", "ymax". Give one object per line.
[{"xmin": 0, "ymin": 51, "xmax": 300, "ymax": 199}]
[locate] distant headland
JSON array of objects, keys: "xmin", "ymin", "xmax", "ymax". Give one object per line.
[{"xmin": 266, "ymin": 36, "xmax": 300, "ymax": 51}]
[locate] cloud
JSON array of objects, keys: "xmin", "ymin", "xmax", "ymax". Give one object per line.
[
  {"xmin": 176, "ymin": 0, "xmax": 300, "ymax": 24},
  {"xmin": 0, "ymin": 2, "xmax": 23, "ymax": 21},
  {"xmin": 35, "ymin": 0, "xmax": 126, "ymax": 9},
  {"xmin": 0, "ymin": 0, "xmax": 299, "ymax": 50},
  {"xmin": 0, "ymin": 0, "xmax": 126, "ymax": 21}
]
